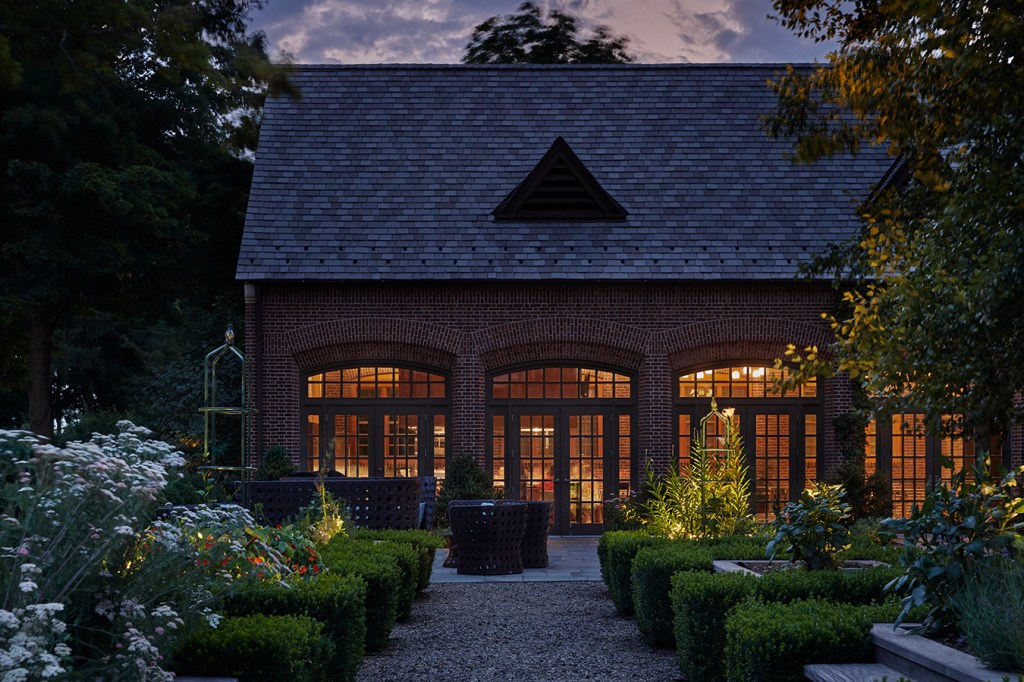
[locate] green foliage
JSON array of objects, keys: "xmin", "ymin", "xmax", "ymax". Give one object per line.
[
  {"xmin": 671, "ymin": 570, "xmax": 758, "ymax": 682},
  {"xmin": 948, "ymin": 558, "xmax": 1024, "ymax": 673},
  {"xmin": 631, "ymin": 544, "xmax": 714, "ymax": 648},
  {"xmin": 350, "ymin": 529, "xmax": 445, "ymax": 593},
  {"xmin": 224, "ymin": 574, "xmax": 367, "ymax": 682},
  {"xmin": 173, "ymin": 614, "xmax": 334, "ymax": 682},
  {"xmin": 828, "ymin": 406, "xmax": 892, "ymax": 520},
  {"xmin": 768, "ymin": 483, "xmax": 853, "ymax": 570},
  {"xmin": 0, "ymin": 0, "xmax": 287, "ymax": 436},
  {"xmin": 638, "ymin": 407, "xmax": 754, "ymax": 539},
  {"xmin": 295, "ymin": 480, "xmax": 348, "ymax": 547},
  {"xmin": 255, "ymin": 445, "xmax": 297, "ymax": 481},
  {"xmin": 319, "ymin": 536, "xmax": 402, "ymax": 652},
  {"xmin": 883, "ymin": 459, "xmax": 1024, "ymax": 632},
  {"xmin": 671, "ymin": 563, "xmax": 899, "ymax": 681},
  {"xmin": 596, "ymin": 531, "xmax": 668, "ymax": 615},
  {"xmin": 768, "ymin": 0, "xmax": 1024, "ymax": 443},
  {"xmin": 602, "ymin": 494, "xmax": 645, "ymax": 532},
  {"xmin": 463, "ymin": 1, "xmax": 633, "ymax": 64},
  {"xmin": 724, "ymin": 599, "xmax": 874, "ymax": 682},
  {"xmin": 360, "ymin": 540, "xmax": 419, "ymax": 623},
  {"xmin": 434, "ymin": 453, "xmax": 496, "ymax": 528}
]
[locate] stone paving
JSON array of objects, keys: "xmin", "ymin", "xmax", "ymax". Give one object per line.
[{"xmin": 429, "ymin": 536, "xmax": 602, "ymax": 583}]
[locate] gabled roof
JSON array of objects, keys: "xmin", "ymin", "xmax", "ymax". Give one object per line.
[
  {"xmin": 237, "ymin": 64, "xmax": 892, "ymax": 282},
  {"xmin": 493, "ymin": 137, "xmax": 627, "ymax": 221}
]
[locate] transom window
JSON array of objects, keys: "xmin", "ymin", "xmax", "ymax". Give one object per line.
[
  {"xmin": 492, "ymin": 367, "xmax": 632, "ymax": 400},
  {"xmin": 307, "ymin": 367, "xmax": 446, "ymax": 399},
  {"xmin": 679, "ymin": 365, "xmax": 816, "ymax": 399}
]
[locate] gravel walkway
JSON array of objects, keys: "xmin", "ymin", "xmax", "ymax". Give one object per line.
[{"xmin": 356, "ymin": 582, "xmax": 681, "ymax": 682}]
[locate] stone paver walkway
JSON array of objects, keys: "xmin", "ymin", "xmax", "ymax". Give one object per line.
[{"xmin": 430, "ymin": 536, "xmax": 603, "ymax": 583}]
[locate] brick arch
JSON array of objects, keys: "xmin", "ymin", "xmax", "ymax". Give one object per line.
[
  {"xmin": 283, "ymin": 318, "xmax": 462, "ymax": 371},
  {"xmin": 472, "ymin": 318, "xmax": 649, "ymax": 371},
  {"xmin": 658, "ymin": 318, "xmax": 831, "ymax": 372}
]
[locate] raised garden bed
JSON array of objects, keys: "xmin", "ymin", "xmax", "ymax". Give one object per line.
[{"xmin": 871, "ymin": 625, "xmax": 1022, "ymax": 682}]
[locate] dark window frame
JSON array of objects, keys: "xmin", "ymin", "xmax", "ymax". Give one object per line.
[{"xmin": 300, "ymin": 363, "xmax": 450, "ymax": 478}]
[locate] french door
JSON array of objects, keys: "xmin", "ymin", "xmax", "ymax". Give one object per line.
[
  {"xmin": 324, "ymin": 408, "xmax": 446, "ymax": 478},
  {"xmin": 493, "ymin": 407, "xmax": 632, "ymax": 535}
]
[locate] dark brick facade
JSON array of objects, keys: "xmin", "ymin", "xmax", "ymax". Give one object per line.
[{"xmin": 244, "ymin": 280, "xmax": 846, "ymax": 475}]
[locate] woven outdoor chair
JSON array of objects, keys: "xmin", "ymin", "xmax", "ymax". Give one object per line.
[
  {"xmin": 518, "ymin": 500, "xmax": 552, "ymax": 568},
  {"xmin": 447, "ymin": 501, "xmax": 527, "ymax": 575}
]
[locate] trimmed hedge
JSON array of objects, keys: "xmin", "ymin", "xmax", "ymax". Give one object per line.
[
  {"xmin": 361, "ymin": 539, "xmax": 419, "ymax": 622},
  {"xmin": 597, "ymin": 531, "xmax": 668, "ymax": 615},
  {"xmin": 672, "ymin": 570, "xmax": 758, "ymax": 682},
  {"xmin": 631, "ymin": 543, "xmax": 715, "ymax": 648},
  {"xmin": 724, "ymin": 598, "xmax": 874, "ymax": 682},
  {"xmin": 224, "ymin": 574, "xmax": 367, "ymax": 682},
  {"xmin": 174, "ymin": 614, "xmax": 334, "ymax": 682},
  {"xmin": 321, "ymin": 536, "xmax": 402, "ymax": 652},
  {"xmin": 671, "ymin": 566, "xmax": 900, "ymax": 682},
  {"xmin": 351, "ymin": 528, "xmax": 445, "ymax": 592}
]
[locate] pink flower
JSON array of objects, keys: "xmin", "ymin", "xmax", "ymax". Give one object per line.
[
  {"xmin": 17, "ymin": 546, "xmax": 29, "ymax": 556},
  {"xmin": 154, "ymin": 627, "xmax": 165, "ymax": 635}
]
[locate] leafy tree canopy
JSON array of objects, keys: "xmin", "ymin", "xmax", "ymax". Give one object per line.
[
  {"xmin": 463, "ymin": 1, "xmax": 633, "ymax": 64},
  {"xmin": 0, "ymin": 0, "xmax": 287, "ymax": 436},
  {"xmin": 768, "ymin": 0, "xmax": 1024, "ymax": 446}
]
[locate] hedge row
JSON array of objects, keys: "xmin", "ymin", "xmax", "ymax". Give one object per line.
[
  {"xmin": 176, "ymin": 528, "xmax": 444, "ymax": 681},
  {"xmin": 224, "ymin": 573, "xmax": 367, "ymax": 682},
  {"xmin": 174, "ymin": 614, "xmax": 335, "ymax": 682},
  {"xmin": 670, "ymin": 566, "xmax": 904, "ymax": 682}
]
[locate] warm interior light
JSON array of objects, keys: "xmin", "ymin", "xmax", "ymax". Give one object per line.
[
  {"xmin": 696, "ymin": 371, "xmax": 705, "ymax": 379},
  {"xmin": 731, "ymin": 370, "xmax": 740, "ymax": 379},
  {"xmin": 752, "ymin": 367, "xmax": 765, "ymax": 378}
]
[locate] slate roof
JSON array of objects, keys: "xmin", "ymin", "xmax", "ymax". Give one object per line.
[{"xmin": 237, "ymin": 64, "xmax": 893, "ymax": 282}]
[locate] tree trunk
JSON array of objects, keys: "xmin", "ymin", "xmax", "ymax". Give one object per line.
[{"xmin": 28, "ymin": 310, "xmax": 54, "ymax": 439}]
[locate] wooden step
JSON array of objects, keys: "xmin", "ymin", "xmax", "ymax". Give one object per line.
[{"xmin": 805, "ymin": 663, "xmax": 916, "ymax": 682}]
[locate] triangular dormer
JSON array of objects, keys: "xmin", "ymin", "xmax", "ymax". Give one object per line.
[{"xmin": 493, "ymin": 137, "xmax": 627, "ymax": 221}]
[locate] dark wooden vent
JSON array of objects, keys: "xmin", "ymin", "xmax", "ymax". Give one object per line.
[{"xmin": 493, "ymin": 137, "xmax": 627, "ymax": 222}]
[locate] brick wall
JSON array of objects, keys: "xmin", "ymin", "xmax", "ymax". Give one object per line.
[{"xmin": 245, "ymin": 280, "xmax": 846, "ymax": 476}]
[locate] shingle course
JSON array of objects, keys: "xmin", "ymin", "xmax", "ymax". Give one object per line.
[{"xmin": 237, "ymin": 64, "xmax": 892, "ymax": 282}]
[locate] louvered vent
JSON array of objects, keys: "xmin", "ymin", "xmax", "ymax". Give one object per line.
[{"xmin": 493, "ymin": 137, "xmax": 627, "ymax": 221}]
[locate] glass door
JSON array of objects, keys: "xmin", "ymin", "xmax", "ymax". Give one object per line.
[
  {"xmin": 566, "ymin": 413, "xmax": 606, "ymax": 534},
  {"xmin": 513, "ymin": 410, "xmax": 609, "ymax": 535}
]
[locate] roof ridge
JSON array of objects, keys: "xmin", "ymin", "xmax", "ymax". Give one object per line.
[{"xmin": 289, "ymin": 62, "xmax": 823, "ymax": 70}]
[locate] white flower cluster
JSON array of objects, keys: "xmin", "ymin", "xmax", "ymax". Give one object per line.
[
  {"xmin": 0, "ymin": 604, "xmax": 70, "ymax": 681},
  {"xmin": 1, "ymin": 423, "xmax": 192, "ymax": 682}
]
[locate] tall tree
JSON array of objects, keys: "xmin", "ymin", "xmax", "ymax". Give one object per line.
[
  {"xmin": 463, "ymin": 1, "xmax": 633, "ymax": 64},
  {"xmin": 768, "ymin": 0, "xmax": 1024, "ymax": 448},
  {"xmin": 0, "ymin": 0, "xmax": 286, "ymax": 437}
]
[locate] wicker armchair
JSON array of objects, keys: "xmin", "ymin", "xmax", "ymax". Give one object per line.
[
  {"xmin": 519, "ymin": 500, "xmax": 552, "ymax": 569},
  {"xmin": 447, "ymin": 501, "xmax": 527, "ymax": 575}
]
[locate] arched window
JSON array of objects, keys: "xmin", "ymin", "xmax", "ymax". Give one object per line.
[
  {"xmin": 488, "ymin": 365, "xmax": 635, "ymax": 535},
  {"xmin": 676, "ymin": 364, "xmax": 820, "ymax": 519},
  {"xmin": 302, "ymin": 366, "xmax": 449, "ymax": 479}
]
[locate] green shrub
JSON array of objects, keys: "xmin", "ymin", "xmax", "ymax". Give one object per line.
[
  {"xmin": 671, "ymin": 565, "xmax": 898, "ymax": 682},
  {"xmin": 767, "ymin": 482, "xmax": 852, "ymax": 570},
  {"xmin": 351, "ymin": 528, "xmax": 445, "ymax": 592},
  {"xmin": 631, "ymin": 543, "xmax": 714, "ymax": 648},
  {"xmin": 362, "ymin": 539, "xmax": 419, "ymax": 622},
  {"xmin": 255, "ymin": 445, "xmax": 297, "ymax": 480},
  {"xmin": 756, "ymin": 565, "xmax": 902, "ymax": 606},
  {"xmin": 224, "ymin": 574, "xmax": 367, "ymax": 682},
  {"xmin": 724, "ymin": 598, "xmax": 874, "ymax": 682},
  {"xmin": 174, "ymin": 614, "xmax": 334, "ymax": 682},
  {"xmin": 320, "ymin": 536, "xmax": 402, "ymax": 652},
  {"xmin": 434, "ymin": 453, "xmax": 495, "ymax": 528},
  {"xmin": 883, "ymin": 459, "xmax": 1024, "ymax": 631},
  {"xmin": 603, "ymin": 494, "xmax": 645, "ymax": 531},
  {"xmin": 701, "ymin": 534, "xmax": 775, "ymax": 560},
  {"xmin": 598, "ymin": 531, "xmax": 668, "ymax": 615},
  {"xmin": 949, "ymin": 557, "xmax": 1024, "ymax": 672},
  {"xmin": 671, "ymin": 571, "xmax": 758, "ymax": 682},
  {"xmin": 639, "ymin": 407, "xmax": 755, "ymax": 539}
]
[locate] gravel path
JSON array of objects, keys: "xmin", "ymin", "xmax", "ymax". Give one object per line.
[{"xmin": 356, "ymin": 582, "xmax": 681, "ymax": 682}]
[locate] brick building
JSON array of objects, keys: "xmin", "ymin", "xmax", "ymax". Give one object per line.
[{"xmin": 237, "ymin": 64, "xmax": 958, "ymax": 533}]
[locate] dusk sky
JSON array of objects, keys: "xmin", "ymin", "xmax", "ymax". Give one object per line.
[{"xmin": 249, "ymin": 0, "xmax": 834, "ymax": 65}]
